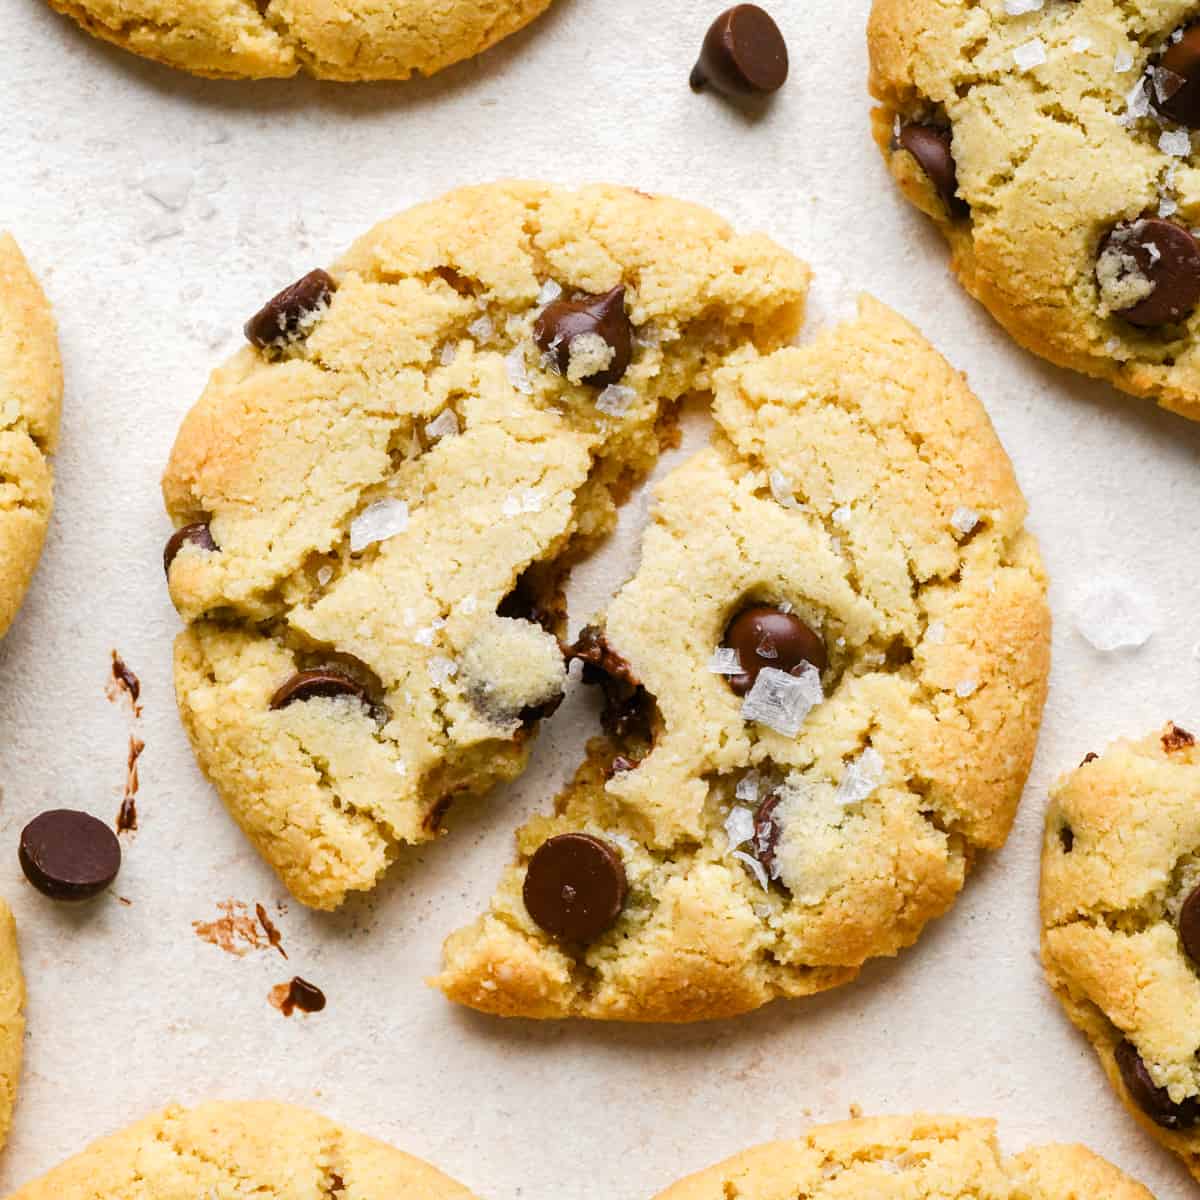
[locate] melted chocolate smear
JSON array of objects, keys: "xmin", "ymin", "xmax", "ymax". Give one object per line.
[
  {"xmin": 271, "ymin": 976, "xmax": 327, "ymax": 1016},
  {"xmin": 110, "ymin": 653, "xmax": 142, "ymax": 713},
  {"xmin": 193, "ymin": 900, "xmax": 271, "ymax": 956},
  {"xmin": 116, "ymin": 735, "xmax": 144, "ymax": 834},
  {"xmin": 570, "ymin": 626, "xmax": 658, "ymax": 742},
  {"xmin": 255, "ymin": 902, "xmax": 287, "ymax": 958}
]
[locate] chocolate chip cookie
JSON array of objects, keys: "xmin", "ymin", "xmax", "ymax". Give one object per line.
[
  {"xmin": 4, "ymin": 1101, "xmax": 476, "ymax": 1200},
  {"xmin": 435, "ymin": 296, "xmax": 1050, "ymax": 1021},
  {"xmin": 46, "ymin": 0, "xmax": 553, "ymax": 79},
  {"xmin": 0, "ymin": 235, "xmax": 60, "ymax": 641},
  {"xmin": 654, "ymin": 1114, "xmax": 1153, "ymax": 1200},
  {"xmin": 869, "ymin": 1, "xmax": 1200, "ymax": 420},
  {"xmin": 1041, "ymin": 724, "xmax": 1200, "ymax": 1180},
  {"xmin": 163, "ymin": 182, "xmax": 810, "ymax": 910}
]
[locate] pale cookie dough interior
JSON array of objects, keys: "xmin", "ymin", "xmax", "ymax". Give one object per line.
[
  {"xmin": 0, "ymin": 234, "xmax": 61, "ymax": 641},
  {"xmin": 653, "ymin": 1114, "xmax": 1153, "ymax": 1200},
  {"xmin": 868, "ymin": 0, "xmax": 1200, "ymax": 420},
  {"xmin": 2, "ymin": 1101, "xmax": 477, "ymax": 1200},
  {"xmin": 435, "ymin": 297, "xmax": 1050, "ymax": 1023},
  {"xmin": 163, "ymin": 181, "xmax": 810, "ymax": 911},
  {"xmin": 44, "ymin": 0, "xmax": 555, "ymax": 81},
  {"xmin": 1041, "ymin": 724, "xmax": 1200, "ymax": 1181}
]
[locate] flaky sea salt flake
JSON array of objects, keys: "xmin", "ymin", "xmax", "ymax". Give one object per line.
[
  {"xmin": 1004, "ymin": 0, "xmax": 1043, "ymax": 13},
  {"xmin": 1074, "ymin": 579, "xmax": 1156, "ymax": 651},
  {"xmin": 536, "ymin": 279, "xmax": 562, "ymax": 306},
  {"xmin": 741, "ymin": 664, "xmax": 823, "ymax": 737},
  {"xmin": 708, "ymin": 648, "xmax": 743, "ymax": 675},
  {"xmin": 506, "ymin": 347, "xmax": 533, "ymax": 394},
  {"xmin": 724, "ymin": 807, "xmax": 756, "ymax": 848},
  {"xmin": 731, "ymin": 850, "xmax": 769, "ymax": 891},
  {"xmin": 467, "ymin": 314, "xmax": 493, "ymax": 341},
  {"xmin": 1071, "ymin": 35, "xmax": 1092, "ymax": 53},
  {"xmin": 1013, "ymin": 38, "xmax": 1046, "ymax": 71},
  {"xmin": 350, "ymin": 498, "xmax": 409, "ymax": 553},
  {"xmin": 425, "ymin": 409, "xmax": 460, "ymax": 440},
  {"xmin": 1160, "ymin": 129, "xmax": 1192, "ymax": 158},
  {"xmin": 596, "ymin": 384, "xmax": 636, "ymax": 416},
  {"xmin": 951, "ymin": 505, "xmax": 981, "ymax": 536},
  {"xmin": 835, "ymin": 747, "xmax": 885, "ymax": 806},
  {"xmin": 735, "ymin": 771, "xmax": 761, "ymax": 804},
  {"xmin": 769, "ymin": 469, "xmax": 801, "ymax": 509},
  {"xmin": 955, "ymin": 677, "xmax": 979, "ymax": 698},
  {"xmin": 427, "ymin": 656, "xmax": 458, "ymax": 686},
  {"xmin": 1114, "ymin": 48, "xmax": 1134, "ymax": 73}
]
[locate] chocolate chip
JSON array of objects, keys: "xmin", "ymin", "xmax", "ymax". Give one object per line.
[
  {"xmin": 570, "ymin": 625, "xmax": 657, "ymax": 741},
  {"xmin": 1163, "ymin": 722, "xmax": 1196, "ymax": 752},
  {"xmin": 1153, "ymin": 27, "xmax": 1200, "ymax": 128},
  {"xmin": 690, "ymin": 5, "xmax": 788, "ymax": 97},
  {"xmin": 753, "ymin": 794, "xmax": 782, "ymax": 878},
  {"xmin": 19, "ymin": 810, "xmax": 121, "ymax": 901},
  {"xmin": 244, "ymin": 268, "xmax": 336, "ymax": 350},
  {"xmin": 532, "ymin": 286, "xmax": 632, "ymax": 388},
  {"xmin": 1058, "ymin": 824, "xmax": 1075, "ymax": 853},
  {"xmin": 722, "ymin": 605, "xmax": 827, "ymax": 696},
  {"xmin": 896, "ymin": 123, "xmax": 968, "ymax": 218},
  {"xmin": 522, "ymin": 833, "xmax": 628, "ymax": 942},
  {"xmin": 1115, "ymin": 1039, "xmax": 1200, "ymax": 1129},
  {"xmin": 280, "ymin": 976, "xmax": 326, "ymax": 1015},
  {"xmin": 269, "ymin": 667, "xmax": 369, "ymax": 711},
  {"xmin": 163, "ymin": 522, "xmax": 217, "ymax": 575},
  {"xmin": 1180, "ymin": 885, "xmax": 1200, "ymax": 966},
  {"xmin": 1099, "ymin": 218, "xmax": 1200, "ymax": 327}
]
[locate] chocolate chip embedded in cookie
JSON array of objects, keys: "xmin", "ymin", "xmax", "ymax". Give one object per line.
[
  {"xmin": 721, "ymin": 605, "xmax": 827, "ymax": 696},
  {"xmin": 245, "ymin": 269, "xmax": 337, "ymax": 350},
  {"xmin": 533, "ymin": 287, "xmax": 633, "ymax": 387},
  {"xmin": 1096, "ymin": 219, "xmax": 1200, "ymax": 328},
  {"xmin": 1041, "ymin": 725, "xmax": 1200, "ymax": 1177},
  {"xmin": 523, "ymin": 833, "xmax": 628, "ymax": 942}
]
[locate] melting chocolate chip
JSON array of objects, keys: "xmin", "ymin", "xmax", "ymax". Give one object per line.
[
  {"xmin": 273, "ymin": 976, "xmax": 326, "ymax": 1016},
  {"xmin": 752, "ymin": 793, "xmax": 782, "ymax": 879},
  {"xmin": 896, "ymin": 123, "xmax": 968, "ymax": 218},
  {"xmin": 690, "ymin": 5, "xmax": 788, "ymax": 97},
  {"xmin": 522, "ymin": 833, "xmax": 628, "ymax": 942},
  {"xmin": 270, "ymin": 667, "xmax": 371, "ymax": 711},
  {"xmin": 19, "ymin": 810, "xmax": 121, "ymax": 901},
  {"xmin": 1099, "ymin": 218, "xmax": 1200, "ymax": 327},
  {"xmin": 722, "ymin": 605, "xmax": 827, "ymax": 696},
  {"xmin": 532, "ymin": 286, "xmax": 632, "ymax": 388},
  {"xmin": 244, "ymin": 269, "xmax": 337, "ymax": 350},
  {"xmin": 1163, "ymin": 723, "xmax": 1196, "ymax": 752},
  {"xmin": 1153, "ymin": 27, "xmax": 1200, "ymax": 128},
  {"xmin": 570, "ymin": 626, "xmax": 656, "ymax": 741},
  {"xmin": 1180, "ymin": 885, "xmax": 1200, "ymax": 966},
  {"xmin": 1115, "ymin": 1039, "xmax": 1200, "ymax": 1129},
  {"xmin": 1058, "ymin": 824, "xmax": 1075, "ymax": 853},
  {"xmin": 163, "ymin": 522, "xmax": 217, "ymax": 575}
]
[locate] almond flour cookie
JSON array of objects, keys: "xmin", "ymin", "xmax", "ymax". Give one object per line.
[
  {"xmin": 1041, "ymin": 723, "xmax": 1200, "ymax": 1181},
  {"xmin": 0, "ymin": 236, "xmax": 60, "ymax": 641},
  {"xmin": 435, "ymin": 297, "xmax": 1050, "ymax": 1022},
  {"xmin": 654, "ymin": 1114, "xmax": 1153, "ymax": 1200},
  {"xmin": 163, "ymin": 182, "xmax": 810, "ymax": 911},
  {"xmin": 3, "ymin": 1101, "xmax": 476, "ymax": 1199},
  {"xmin": 0, "ymin": 901, "xmax": 24, "ymax": 1152},
  {"xmin": 869, "ymin": 0, "xmax": 1200, "ymax": 421},
  {"xmin": 46, "ymin": 0, "xmax": 552, "ymax": 80}
]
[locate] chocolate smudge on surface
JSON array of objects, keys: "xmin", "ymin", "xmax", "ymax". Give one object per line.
[
  {"xmin": 193, "ymin": 900, "xmax": 269, "ymax": 956},
  {"xmin": 269, "ymin": 976, "xmax": 326, "ymax": 1016},
  {"xmin": 255, "ymin": 902, "xmax": 287, "ymax": 958}
]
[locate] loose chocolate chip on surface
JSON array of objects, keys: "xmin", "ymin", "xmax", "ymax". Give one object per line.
[
  {"xmin": 1099, "ymin": 219, "xmax": 1200, "ymax": 327},
  {"xmin": 897, "ymin": 124, "xmax": 968, "ymax": 217},
  {"xmin": 1153, "ymin": 27, "xmax": 1200, "ymax": 128},
  {"xmin": 163, "ymin": 522, "xmax": 217, "ymax": 575},
  {"xmin": 1180, "ymin": 885, "xmax": 1200, "ymax": 965},
  {"xmin": 722, "ymin": 605, "xmax": 827, "ymax": 696},
  {"xmin": 244, "ymin": 268, "xmax": 337, "ymax": 349},
  {"xmin": 19, "ymin": 810, "xmax": 121, "ymax": 901},
  {"xmin": 269, "ymin": 667, "xmax": 369, "ymax": 711},
  {"xmin": 523, "ymin": 832, "xmax": 628, "ymax": 942},
  {"xmin": 276, "ymin": 976, "xmax": 326, "ymax": 1016},
  {"xmin": 1115, "ymin": 1039, "xmax": 1200, "ymax": 1129},
  {"xmin": 690, "ymin": 5, "xmax": 788, "ymax": 97},
  {"xmin": 532, "ymin": 286, "xmax": 632, "ymax": 388},
  {"xmin": 752, "ymin": 794, "xmax": 782, "ymax": 879},
  {"xmin": 1163, "ymin": 722, "xmax": 1196, "ymax": 752}
]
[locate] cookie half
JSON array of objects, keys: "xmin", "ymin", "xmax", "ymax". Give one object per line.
[
  {"xmin": 654, "ymin": 1114, "xmax": 1152, "ymax": 1200},
  {"xmin": 3, "ymin": 1101, "xmax": 475, "ymax": 1199},
  {"xmin": 45, "ymin": 0, "xmax": 554, "ymax": 80},
  {"xmin": 869, "ymin": 0, "xmax": 1200, "ymax": 421},
  {"xmin": 435, "ymin": 296, "xmax": 1050, "ymax": 1022},
  {"xmin": 1041, "ymin": 723, "xmax": 1200, "ymax": 1180},
  {"xmin": 0, "ymin": 235, "xmax": 61, "ymax": 640},
  {"xmin": 163, "ymin": 181, "xmax": 810, "ymax": 911}
]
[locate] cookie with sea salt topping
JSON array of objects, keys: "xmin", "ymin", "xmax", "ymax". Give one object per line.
[
  {"xmin": 869, "ymin": 0, "xmax": 1200, "ymax": 420},
  {"xmin": 162, "ymin": 181, "xmax": 810, "ymax": 911},
  {"xmin": 3, "ymin": 1101, "xmax": 477, "ymax": 1200},
  {"xmin": 653, "ymin": 1114, "xmax": 1154, "ymax": 1200},
  {"xmin": 1041, "ymin": 723, "xmax": 1200, "ymax": 1180},
  {"xmin": 435, "ymin": 296, "xmax": 1050, "ymax": 1022},
  {"xmin": 0, "ymin": 234, "xmax": 61, "ymax": 640}
]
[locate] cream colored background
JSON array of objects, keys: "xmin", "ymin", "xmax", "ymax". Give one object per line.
[{"xmin": 1, "ymin": 0, "xmax": 1198, "ymax": 1195}]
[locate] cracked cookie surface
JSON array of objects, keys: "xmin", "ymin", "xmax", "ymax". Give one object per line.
[
  {"xmin": 2, "ymin": 1101, "xmax": 476, "ymax": 1199},
  {"xmin": 163, "ymin": 181, "xmax": 810, "ymax": 911},
  {"xmin": 435, "ymin": 296, "xmax": 1050, "ymax": 1023},
  {"xmin": 653, "ymin": 1114, "xmax": 1153, "ymax": 1200},
  {"xmin": 869, "ymin": 0, "xmax": 1200, "ymax": 421},
  {"xmin": 0, "ymin": 235, "xmax": 60, "ymax": 641},
  {"xmin": 45, "ymin": 0, "xmax": 553, "ymax": 80},
  {"xmin": 1041, "ymin": 723, "xmax": 1200, "ymax": 1180}
]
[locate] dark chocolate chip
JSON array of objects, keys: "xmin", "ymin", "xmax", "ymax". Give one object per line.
[
  {"xmin": 690, "ymin": 5, "xmax": 788, "ymax": 97},
  {"xmin": 1153, "ymin": 27, "xmax": 1200, "ymax": 128},
  {"xmin": 532, "ymin": 286, "xmax": 632, "ymax": 388},
  {"xmin": 722, "ymin": 605, "xmax": 827, "ymax": 696},
  {"xmin": 1115, "ymin": 1039, "xmax": 1200, "ymax": 1129},
  {"xmin": 1163, "ymin": 722, "xmax": 1196, "ymax": 752},
  {"xmin": 753, "ymin": 793, "xmax": 782, "ymax": 879},
  {"xmin": 570, "ymin": 626, "xmax": 656, "ymax": 741},
  {"xmin": 19, "ymin": 810, "xmax": 121, "ymax": 901},
  {"xmin": 897, "ymin": 123, "xmax": 969, "ymax": 218},
  {"xmin": 244, "ymin": 269, "xmax": 337, "ymax": 350},
  {"xmin": 1099, "ymin": 218, "xmax": 1200, "ymax": 327},
  {"xmin": 163, "ymin": 522, "xmax": 217, "ymax": 575},
  {"xmin": 281, "ymin": 976, "xmax": 326, "ymax": 1015},
  {"xmin": 270, "ymin": 667, "xmax": 369, "ymax": 711},
  {"xmin": 522, "ymin": 833, "xmax": 628, "ymax": 942},
  {"xmin": 1180, "ymin": 885, "xmax": 1200, "ymax": 966}
]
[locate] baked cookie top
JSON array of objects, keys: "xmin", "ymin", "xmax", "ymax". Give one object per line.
[
  {"xmin": 653, "ymin": 1114, "xmax": 1153, "ymax": 1200},
  {"xmin": 0, "ymin": 234, "xmax": 61, "ymax": 641},
  {"xmin": 869, "ymin": 0, "xmax": 1200, "ymax": 421},
  {"xmin": 45, "ymin": 0, "xmax": 553, "ymax": 80},
  {"xmin": 1041, "ymin": 723, "xmax": 1200, "ymax": 1179},
  {"xmin": 163, "ymin": 181, "xmax": 810, "ymax": 911},
  {"xmin": 435, "ymin": 296, "xmax": 1050, "ymax": 1022},
  {"xmin": 3, "ymin": 1101, "xmax": 475, "ymax": 1199}
]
